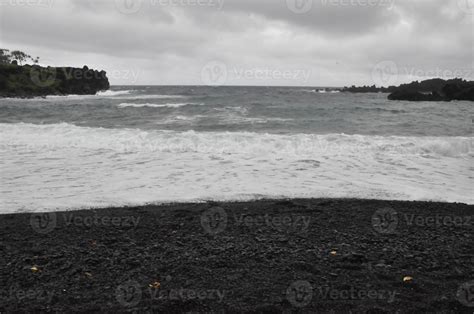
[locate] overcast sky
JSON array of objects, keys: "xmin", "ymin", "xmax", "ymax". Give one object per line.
[{"xmin": 1, "ymin": 0, "xmax": 473, "ymax": 86}]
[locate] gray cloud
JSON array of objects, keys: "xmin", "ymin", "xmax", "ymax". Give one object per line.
[{"xmin": 0, "ymin": 0, "xmax": 472, "ymax": 86}]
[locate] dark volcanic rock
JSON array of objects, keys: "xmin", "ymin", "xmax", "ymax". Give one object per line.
[
  {"xmin": 0, "ymin": 63, "xmax": 110, "ymax": 98},
  {"xmin": 387, "ymin": 78, "xmax": 474, "ymax": 102},
  {"xmin": 388, "ymin": 90, "xmax": 444, "ymax": 101},
  {"xmin": 341, "ymin": 85, "xmax": 397, "ymax": 93},
  {"xmin": 343, "ymin": 78, "xmax": 474, "ymax": 102}
]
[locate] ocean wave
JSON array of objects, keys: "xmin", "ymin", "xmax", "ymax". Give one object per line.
[
  {"xmin": 301, "ymin": 89, "xmax": 341, "ymax": 94},
  {"xmin": 118, "ymin": 102, "xmax": 203, "ymax": 108},
  {"xmin": 1, "ymin": 122, "xmax": 471, "ymax": 158},
  {"xmin": 1, "ymin": 122, "xmax": 472, "ymax": 211},
  {"xmin": 112, "ymin": 94, "xmax": 189, "ymax": 100},
  {"xmin": 96, "ymin": 90, "xmax": 133, "ymax": 97}
]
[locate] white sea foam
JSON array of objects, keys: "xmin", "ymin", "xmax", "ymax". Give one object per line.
[
  {"xmin": 118, "ymin": 102, "xmax": 203, "ymax": 108},
  {"xmin": 0, "ymin": 91, "xmax": 187, "ymax": 102},
  {"xmin": 0, "ymin": 122, "xmax": 472, "ymax": 212},
  {"xmin": 112, "ymin": 94, "xmax": 189, "ymax": 100},
  {"xmin": 96, "ymin": 90, "xmax": 132, "ymax": 97}
]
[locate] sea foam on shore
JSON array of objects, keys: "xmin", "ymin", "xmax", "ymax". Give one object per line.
[{"xmin": 1, "ymin": 122, "xmax": 472, "ymax": 213}]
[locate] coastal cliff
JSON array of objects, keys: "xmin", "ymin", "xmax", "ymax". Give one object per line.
[
  {"xmin": 388, "ymin": 78, "xmax": 474, "ymax": 101},
  {"xmin": 0, "ymin": 64, "xmax": 110, "ymax": 98},
  {"xmin": 343, "ymin": 78, "xmax": 474, "ymax": 102}
]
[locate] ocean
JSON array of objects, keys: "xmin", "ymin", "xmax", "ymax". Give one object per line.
[{"xmin": 0, "ymin": 86, "xmax": 472, "ymax": 213}]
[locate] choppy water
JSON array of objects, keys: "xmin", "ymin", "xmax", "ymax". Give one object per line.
[{"xmin": 0, "ymin": 86, "xmax": 472, "ymax": 213}]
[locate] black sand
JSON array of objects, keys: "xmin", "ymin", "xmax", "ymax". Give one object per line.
[{"xmin": 0, "ymin": 199, "xmax": 473, "ymax": 313}]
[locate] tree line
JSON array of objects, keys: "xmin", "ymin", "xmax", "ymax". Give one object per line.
[{"xmin": 0, "ymin": 49, "xmax": 40, "ymax": 66}]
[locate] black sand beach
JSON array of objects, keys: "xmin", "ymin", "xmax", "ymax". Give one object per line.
[{"xmin": 0, "ymin": 199, "xmax": 473, "ymax": 313}]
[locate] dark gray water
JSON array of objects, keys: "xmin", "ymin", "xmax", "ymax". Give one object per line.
[
  {"xmin": 0, "ymin": 86, "xmax": 472, "ymax": 136},
  {"xmin": 0, "ymin": 86, "xmax": 472, "ymax": 212}
]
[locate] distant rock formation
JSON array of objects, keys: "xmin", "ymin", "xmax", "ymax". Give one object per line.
[
  {"xmin": 388, "ymin": 78, "xmax": 474, "ymax": 101},
  {"xmin": 341, "ymin": 85, "xmax": 397, "ymax": 93},
  {"xmin": 0, "ymin": 63, "xmax": 110, "ymax": 98},
  {"xmin": 342, "ymin": 78, "xmax": 474, "ymax": 101}
]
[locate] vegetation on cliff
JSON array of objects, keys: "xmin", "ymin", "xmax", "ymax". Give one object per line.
[
  {"xmin": 342, "ymin": 78, "xmax": 474, "ymax": 101},
  {"xmin": 387, "ymin": 78, "xmax": 474, "ymax": 101},
  {"xmin": 0, "ymin": 49, "xmax": 110, "ymax": 98}
]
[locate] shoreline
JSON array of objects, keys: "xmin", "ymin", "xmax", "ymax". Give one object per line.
[
  {"xmin": 1, "ymin": 198, "xmax": 473, "ymax": 312},
  {"xmin": 1, "ymin": 196, "xmax": 473, "ymax": 215}
]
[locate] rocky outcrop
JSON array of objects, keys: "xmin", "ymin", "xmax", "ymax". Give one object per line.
[
  {"xmin": 388, "ymin": 90, "xmax": 444, "ymax": 101},
  {"xmin": 343, "ymin": 78, "xmax": 474, "ymax": 101},
  {"xmin": 341, "ymin": 85, "xmax": 397, "ymax": 93},
  {"xmin": 388, "ymin": 78, "xmax": 474, "ymax": 101},
  {"xmin": 0, "ymin": 64, "xmax": 110, "ymax": 98}
]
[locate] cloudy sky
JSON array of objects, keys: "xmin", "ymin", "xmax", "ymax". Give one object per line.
[{"xmin": 0, "ymin": 0, "xmax": 472, "ymax": 86}]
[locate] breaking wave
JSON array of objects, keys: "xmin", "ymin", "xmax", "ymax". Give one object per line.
[{"xmin": 118, "ymin": 103, "xmax": 203, "ymax": 108}]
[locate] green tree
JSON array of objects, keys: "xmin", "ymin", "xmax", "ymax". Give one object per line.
[
  {"xmin": 10, "ymin": 50, "xmax": 31, "ymax": 65},
  {"xmin": 0, "ymin": 49, "xmax": 11, "ymax": 64}
]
